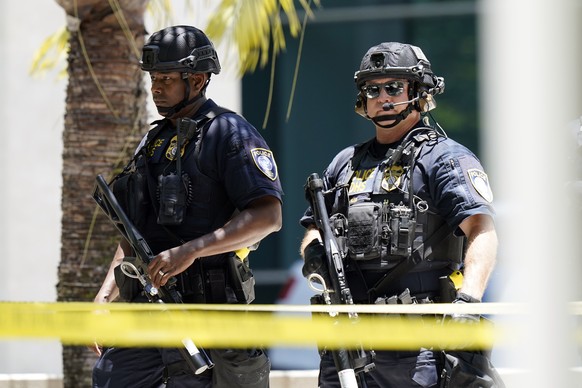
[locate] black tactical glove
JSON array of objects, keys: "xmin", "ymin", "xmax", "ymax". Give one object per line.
[
  {"xmin": 302, "ymin": 239, "xmax": 329, "ymax": 282},
  {"xmin": 443, "ymin": 293, "xmax": 494, "ymax": 352},
  {"xmin": 450, "ymin": 292, "xmax": 481, "ymax": 324}
]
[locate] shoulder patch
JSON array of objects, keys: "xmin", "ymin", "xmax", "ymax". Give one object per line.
[
  {"xmin": 467, "ymin": 169, "xmax": 493, "ymax": 202},
  {"xmin": 251, "ymin": 148, "xmax": 278, "ymax": 181}
]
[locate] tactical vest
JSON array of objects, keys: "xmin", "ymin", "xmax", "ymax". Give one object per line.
[
  {"xmin": 110, "ymin": 106, "xmax": 259, "ymax": 305},
  {"xmin": 111, "ymin": 106, "xmax": 233, "ymax": 250},
  {"xmin": 333, "ymin": 128, "xmax": 464, "ymax": 274}
]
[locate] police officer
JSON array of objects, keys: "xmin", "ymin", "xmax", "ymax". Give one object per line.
[
  {"xmin": 300, "ymin": 42, "xmax": 498, "ymax": 387},
  {"xmin": 91, "ymin": 25, "xmax": 283, "ymax": 388}
]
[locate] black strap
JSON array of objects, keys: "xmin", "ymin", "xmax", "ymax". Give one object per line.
[
  {"xmin": 340, "ymin": 139, "xmax": 374, "ymax": 187},
  {"xmin": 109, "ymin": 122, "xmax": 169, "ymax": 186},
  {"xmin": 190, "ymin": 106, "xmax": 232, "ymax": 172},
  {"xmin": 363, "ymin": 128, "xmax": 444, "ymax": 300},
  {"xmin": 340, "ymin": 127, "xmax": 438, "ymax": 188},
  {"xmin": 207, "ymin": 268, "xmax": 227, "ymax": 303}
]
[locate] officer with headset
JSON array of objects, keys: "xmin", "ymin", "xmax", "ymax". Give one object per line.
[
  {"xmin": 91, "ymin": 25, "xmax": 283, "ymax": 388},
  {"xmin": 300, "ymin": 42, "xmax": 499, "ymax": 387}
]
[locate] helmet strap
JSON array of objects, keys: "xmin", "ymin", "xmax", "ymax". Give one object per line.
[
  {"xmin": 157, "ymin": 76, "xmax": 204, "ymax": 118},
  {"xmin": 371, "ymin": 104, "xmax": 414, "ymax": 128}
]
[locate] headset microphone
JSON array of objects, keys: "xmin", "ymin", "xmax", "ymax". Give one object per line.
[{"xmin": 382, "ymin": 97, "xmax": 419, "ymax": 111}]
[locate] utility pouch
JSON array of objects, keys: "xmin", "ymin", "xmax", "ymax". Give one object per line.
[
  {"xmin": 227, "ymin": 255, "xmax": 256, "ymax": 304},
  {"xmin": 388, "ymin": 202, "xmax": 416, "ymax": 256},
  {"xmin": 179, "ymin": 268, "xmax": 206, "ymax": 303},
  {"xmin": 113, "ymin": 262, "xmax": 141, "ymax": 302},
  {"xmin": 206, "ymin": 269, "xmax": 228, "ymax": 303},
  {"xmin": 112, "ymin": 170, "xmax": 148, "ymax": 227},
  {"xmin": 347, "ymin": 201, "xmax": 382, "ymax": 260}
]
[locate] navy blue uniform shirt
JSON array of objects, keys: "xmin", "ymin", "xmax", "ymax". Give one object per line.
[
  {"xmin": 139, "ymin": 99, "xmax": 283, "ymax": 254},
  {"xmin": 300, "ymin": 123, "xmax": 495, "ymax": 299}
]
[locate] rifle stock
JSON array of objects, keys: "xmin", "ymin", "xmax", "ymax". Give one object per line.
[
  {"xmin": 93, "ymin": 174, "xmax": 213, "ymax": 374},
  {"xmin": 305, "ymin": 173, "xmax": 375, "ymax": 388}
]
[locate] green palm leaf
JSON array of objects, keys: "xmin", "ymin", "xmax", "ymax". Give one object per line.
[{"xmin": 206, "ymin": 0, "xmax": 319, "ymax": 75}]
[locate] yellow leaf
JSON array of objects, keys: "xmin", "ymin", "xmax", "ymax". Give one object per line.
[{"xmin": 29, "ymin": 26, "xmax": 69, "ymax": 78}]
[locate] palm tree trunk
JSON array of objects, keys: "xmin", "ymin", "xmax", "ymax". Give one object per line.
[{"xmin": 56, "ymin": 1, "xmax": 148, "ymax": 386}]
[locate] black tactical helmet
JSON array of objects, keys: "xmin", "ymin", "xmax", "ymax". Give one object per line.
[
  {"xmin": 354, "ymin": 42, "xmax": 444, "ymax": 117},
  {"xmin": 355, "ymin": 42, "xmax": 438, "ymax": 91},
  {"xmin": 140, "ymin": 25, "xmax": 221, "ymax": 74}
]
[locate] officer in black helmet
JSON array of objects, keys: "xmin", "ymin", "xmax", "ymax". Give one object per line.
[
  {"xmin": 91, "ymin": 25, "xmax": 282, "ymax": 388},
  {"xmin": 300, "ymin": 42, "xmax": 500, "ymax": 387}
]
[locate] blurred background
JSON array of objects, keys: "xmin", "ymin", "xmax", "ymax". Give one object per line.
[{"xmin": 1, "ymin": 0, "xmax": 581, "ymax": 387}]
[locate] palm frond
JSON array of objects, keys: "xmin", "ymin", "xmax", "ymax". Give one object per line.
[
  {"xmin": 146, "ymin": 0, "xmax": 175, "ymax": 30},
  {"xmin": 30, "ymin": 0, "xmax": 321, "ymax": 80},
  {"xmin": 30, "ymin": 0, "xmax": 177, "ymax": 79},
  {"xmin": 206, "ymin": 0, "xmax": 320, "ymax": 76},
  {"xmin": 29, "ymin": 26, "xmax": 69, "ymax": 79}
]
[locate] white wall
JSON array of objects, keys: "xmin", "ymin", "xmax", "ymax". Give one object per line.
[{"xmin": 0, "ymin": 0, "xmax": 66, "ymax": 374}]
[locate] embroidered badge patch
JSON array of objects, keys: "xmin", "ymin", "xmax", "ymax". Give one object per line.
[
  {"xmin": 165, "ymin": 135, "xmax": 187, "ymax": 161},
  {"xmin": 381, "ymin": 165, "xmax": 404, "ymax": 192},
  {"xmin": 251, "ymin": 148, "xmax": 278, "ymax": 181},
  {"xmin": 467, "ymin": 169, "xmax": 493, "ymax": 202}
]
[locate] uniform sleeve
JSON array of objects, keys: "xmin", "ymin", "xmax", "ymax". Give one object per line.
[
  {"xmin": 205, "ymin": 114, "xmax": 283, "ymax": 209},
  {"xmin": 422, "ymin": 140, "xmax": 495, "ymax": 233}
]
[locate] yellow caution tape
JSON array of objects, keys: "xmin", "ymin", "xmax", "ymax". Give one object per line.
[{"xmin": 0, "ymin": 302, "xmax": 512, "ymax": 350}]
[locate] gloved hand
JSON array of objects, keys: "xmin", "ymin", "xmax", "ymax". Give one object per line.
[
  {"xmin": 449, "ymin": 292, "xmax": 481, "ymax": 324},
  {"xmin": 441, "ymin": 292, "xmax": 482, "ymax": 351},
  {"xmin": 301, "ymin": 239, "xmax": 329, "ymax": 282}
]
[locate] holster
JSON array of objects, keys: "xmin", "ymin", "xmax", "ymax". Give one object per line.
[
  {"xmin": 439, "ymin": 275, "xmax": 457, "ymax": 303},
  {"xmin": 180, "ymin": 254, "xmax": 255, "ymax": 304},
  {"xmin": 438, "ymin": 350, "xmax": 505, "ymax": 388},
  {"xmin": 227, "ymin": 254, "xmax": 256, "ymax": 304}
]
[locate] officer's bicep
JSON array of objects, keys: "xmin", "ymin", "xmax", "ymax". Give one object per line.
[{"xmin": 434, "ymin": 155, "xmax": 493, "ymax": 228}]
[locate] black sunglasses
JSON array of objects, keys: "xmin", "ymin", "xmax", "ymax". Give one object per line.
[{"xmin": 361, "ymin": 80, "xmax": 406, "ymax": 99}]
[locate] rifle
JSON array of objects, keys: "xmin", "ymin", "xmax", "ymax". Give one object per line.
[
  {"xmin": 304, "ymin": 173, "xmax": 375, "ymax": 388},
  {"xmin": 93, "ymin": 174, "xmax": 214, "ymax": 374}
]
